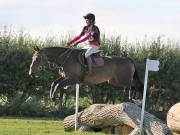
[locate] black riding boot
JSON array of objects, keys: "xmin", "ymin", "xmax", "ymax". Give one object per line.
[{"xmin": 87, "ymin": 56, "xmax": 92, "ymax": 75}]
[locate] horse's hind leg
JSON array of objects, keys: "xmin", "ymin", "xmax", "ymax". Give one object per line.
[
  {"xmin": 128, "ymin": 86, "xmax": 132, "ymax": 100},
  {"xmin": 128, "ymin": 86, "xmax": 137, "ymax": 101},
  {"xmin": 127, "ymin": 80, "xmax": 138, "ymax": 102}
]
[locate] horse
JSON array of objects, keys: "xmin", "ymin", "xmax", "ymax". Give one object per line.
[{"xmin": 29, "ymin": 46, "xmax": 143, "ymax": 104}]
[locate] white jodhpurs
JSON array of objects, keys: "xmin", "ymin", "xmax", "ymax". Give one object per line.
[{"xmin": 85, "ymin": 45, "xmax": 100, "ymax": 58}]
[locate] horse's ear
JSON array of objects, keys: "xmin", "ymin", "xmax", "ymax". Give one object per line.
[
  {"xmin": 33, "ymin": 46, "xmax": 40, "ymax": 51},
  {"xmin": 36, "ymin": 46, "xmax": 40, "ymax": 51}
]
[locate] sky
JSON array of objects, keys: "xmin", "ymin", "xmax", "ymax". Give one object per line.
[{"xmin": 0, "ymin": 0, "xmax": 180, "ymax": 42}]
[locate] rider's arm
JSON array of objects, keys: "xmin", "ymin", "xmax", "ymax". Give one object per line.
[
  {"xmin": 68, "ymin": 26, "xmax": 86, "ymax": 44},
  {"xmin": 68, "ymin": 35, "xmax": 82, "ymax": 44},
  {"xmin": 76, "ymin": 34, "xmax": 92, "ymax": 43}
]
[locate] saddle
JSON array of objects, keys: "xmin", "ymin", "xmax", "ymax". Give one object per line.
[{"xmin": 78, "ymin": 51, "xmax": 104, "ymax": 67}]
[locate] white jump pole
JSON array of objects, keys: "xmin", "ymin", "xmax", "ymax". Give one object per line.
[
  {"xmin": 139, "ymin": 59, "xmax": 159, "ymax": 134},
  {"xmin": 139, "ymin": 61, "xmax": 149, "ymax": 134},
  {"xmin": 75, "ymin": 83, "xmax": 79, "ymax": 131}
]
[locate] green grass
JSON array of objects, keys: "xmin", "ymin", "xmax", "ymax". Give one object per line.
[{"xmin": 0, "ymin": 117, "xmax": 105, "ymax": 135}]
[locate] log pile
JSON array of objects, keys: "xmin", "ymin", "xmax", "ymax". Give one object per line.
[
  {"xmin": 64, "ymin": 102, "xmax": 171, "ymax": 135},
  {"xmin": 167, "ymin": 102, "xmax": 180, "ymax": 135}
]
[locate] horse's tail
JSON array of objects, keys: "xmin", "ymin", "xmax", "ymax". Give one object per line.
[
  {"xmin": 134, "ymin": 66, "xmax": 141, "ymax": 83},
  {"xmin": 132, "ymin": 60, "xmax": 144, "ymax": 96},
  {"xmin": 128, "ymin": 58, "xmax": 141, "ymax": 82}
]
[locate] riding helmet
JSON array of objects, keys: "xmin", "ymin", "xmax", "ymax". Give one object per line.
[{"xmin": 83, "ymin": 13, "xmax": 95, "ymax": 22}]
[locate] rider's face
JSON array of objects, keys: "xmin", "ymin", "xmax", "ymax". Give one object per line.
[{"xmin": 85, "ymin": 19, "xmax": 91, "ymax": 26}]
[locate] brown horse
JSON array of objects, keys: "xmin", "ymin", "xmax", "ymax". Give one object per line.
[{"xmin": 29, "ymin": 46, "xmax": 143, "ymax": 103}]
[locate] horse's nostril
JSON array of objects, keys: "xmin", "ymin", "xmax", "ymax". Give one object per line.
[{"xmin": 28, "ymin": 72, "xmax": 35, "ymax": 78}]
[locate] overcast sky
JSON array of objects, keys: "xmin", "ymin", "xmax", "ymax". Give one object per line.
[{"xmin": 0, "ymin": 0, "xmax": 180, "ymax": 41}]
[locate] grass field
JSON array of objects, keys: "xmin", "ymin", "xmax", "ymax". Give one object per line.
[{"xmin": 0, "ymin": 117, "xmax": 105, "ymax": 135}]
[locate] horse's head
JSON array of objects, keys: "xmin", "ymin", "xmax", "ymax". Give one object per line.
[{"xmin": 29, "ymin": 46, "xmax": 49, "ymax": 76}]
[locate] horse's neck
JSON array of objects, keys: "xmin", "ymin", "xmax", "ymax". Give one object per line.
[{"xmin": 44, "ymin": 47, "xmax": 72, "ymax": 63}]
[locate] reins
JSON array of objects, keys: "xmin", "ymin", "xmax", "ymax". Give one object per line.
[
  {"xmin": 41, "ymin": 48, "xmax": 73, "ymax": 70},
  {"xmin": 58, "ymin": 48, "xmax": 73, "ymax": 67}
]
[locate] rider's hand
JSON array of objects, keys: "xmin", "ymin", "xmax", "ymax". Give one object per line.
[
  {"xmin": 74, "ymin": 42, "xmax": 80, "ymax": 46},
  {"xmin": 67, "ymin": 42, "xmax": 71, "ymax": 46},
  {"xmin": 65, "ymin": 42, "xmax": 71, "ymax": 47}
]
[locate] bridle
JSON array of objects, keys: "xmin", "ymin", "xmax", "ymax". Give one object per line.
[{"xmin": 35, "ymin": 48, "xmax": 73, "ymax": 71}]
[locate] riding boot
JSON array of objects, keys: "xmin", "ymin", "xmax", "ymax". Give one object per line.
[{"xmin": 87, "ymin": 56, "xmax": 92, "ymax": 75}]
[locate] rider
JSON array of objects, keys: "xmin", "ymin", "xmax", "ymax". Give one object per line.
[{"xmin": 67, "ymin": 13, "xmax": 101, "ymax": 75}]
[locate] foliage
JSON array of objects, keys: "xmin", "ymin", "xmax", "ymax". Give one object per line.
[{"xmin": 0, "ymin": 26, "xmax": 180, "ymax": 120}]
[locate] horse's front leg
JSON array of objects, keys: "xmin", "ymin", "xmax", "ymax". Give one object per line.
[
  {"xmin": 50, "ymin": 77, "xmax": 64, "ymax": 99},
  {"xmin": 51, "ymin": 78, "xmax": 76, "ymax": 105}
]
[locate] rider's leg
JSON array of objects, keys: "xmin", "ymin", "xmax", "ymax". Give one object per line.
[
  {"xmin": 86, "ymin": 56, "xmax": 92, "ymax": 75},
  {"xmin": 85, "ymin": 45, "xmax": 100, "ymax": 75}
]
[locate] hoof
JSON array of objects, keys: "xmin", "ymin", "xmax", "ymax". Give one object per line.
[
  {"xmin": 132, "ymin": 99, "xmax": 142, "ymax": 106},
  {"xmin": 52, "ymin": 97, "xmax": 60, "ymax": 105}
]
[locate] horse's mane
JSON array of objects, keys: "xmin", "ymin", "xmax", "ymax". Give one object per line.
[{"xmin": 42, "ymin": 47, "xmax": 86, "ymax": 52}]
